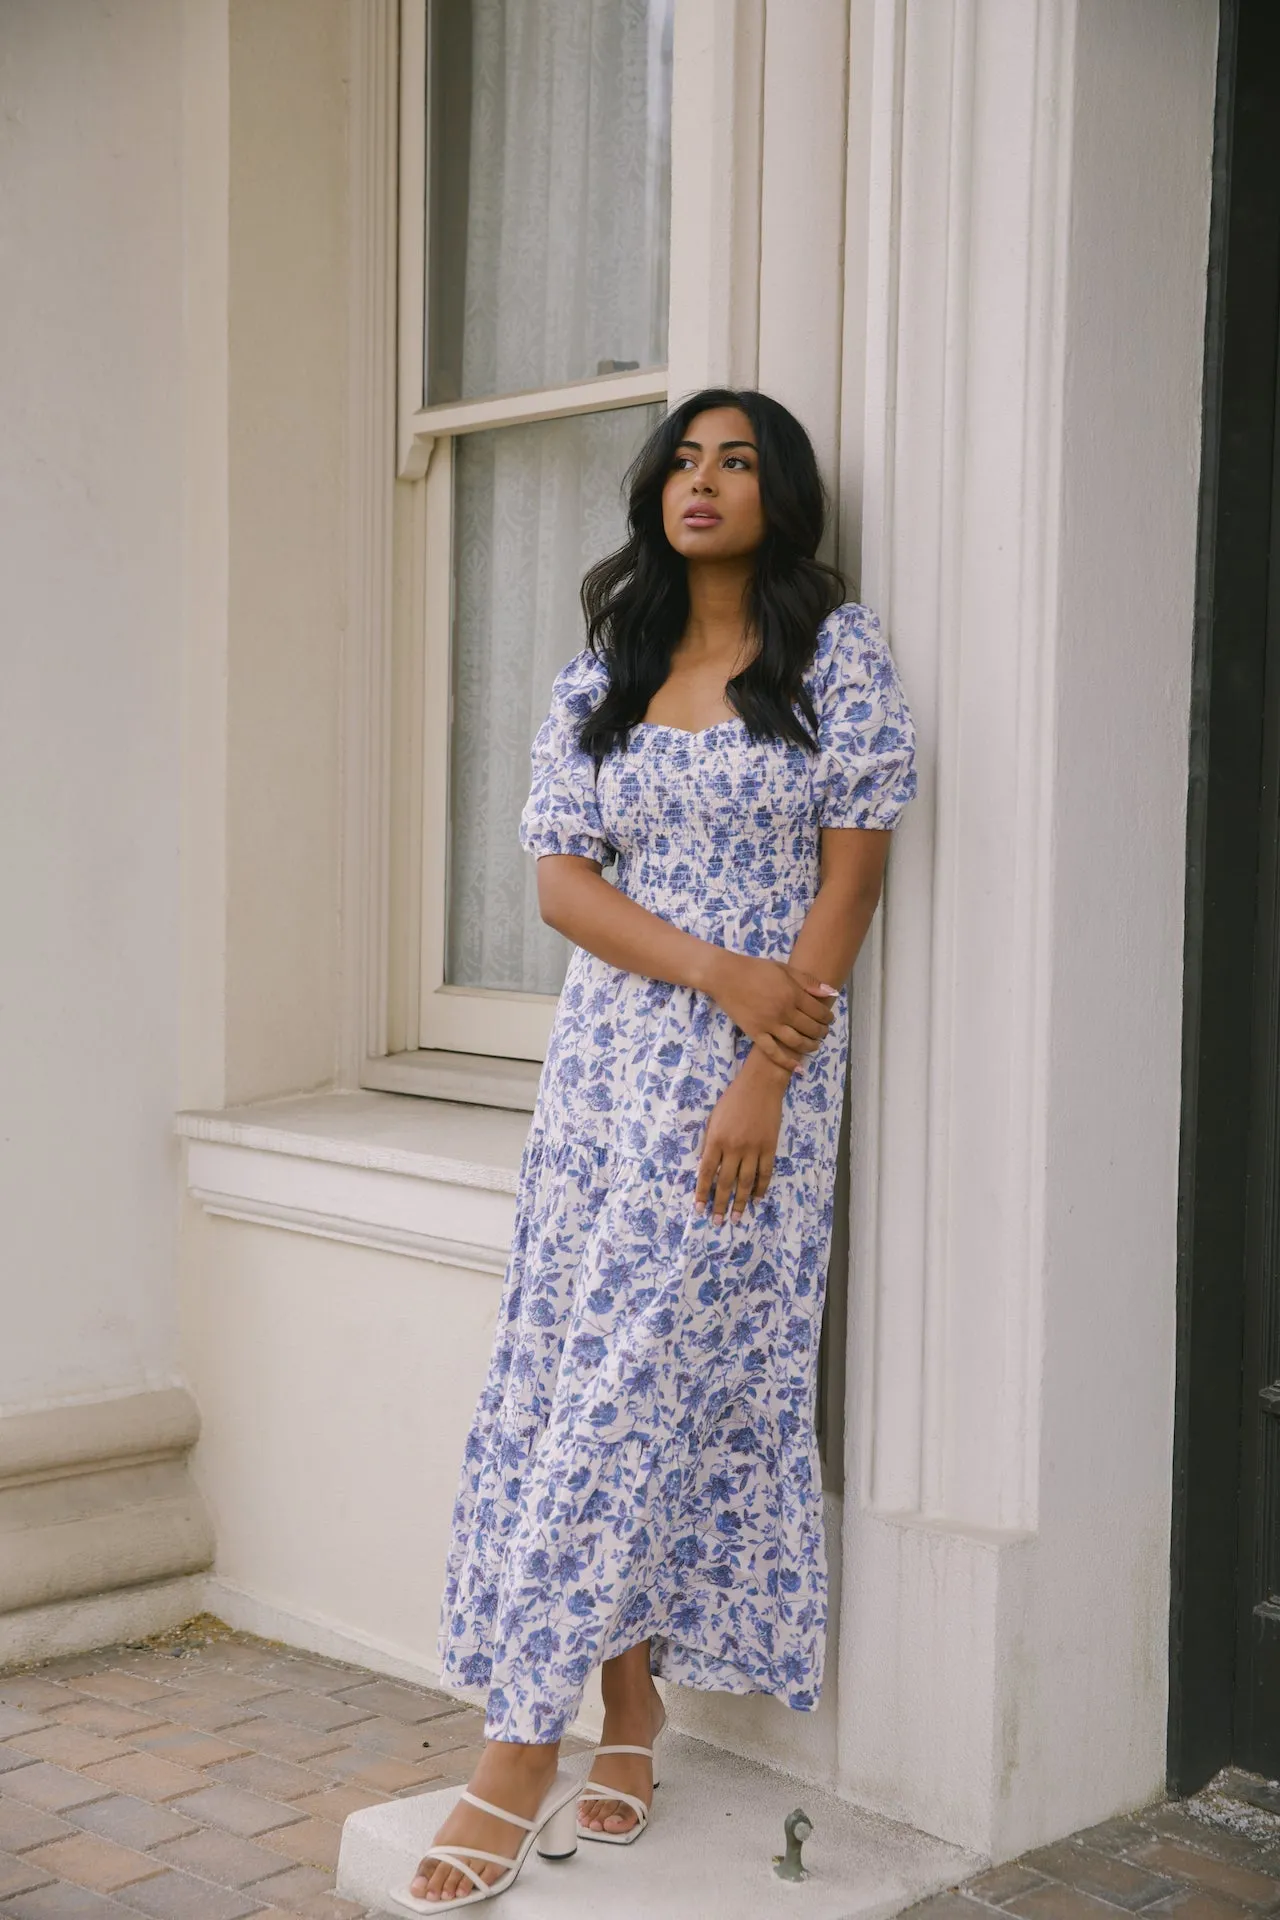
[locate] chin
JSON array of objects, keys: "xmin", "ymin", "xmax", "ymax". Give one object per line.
[{"xmin": 669, "ymin": 528, "xmax": 740, "ymax": 560}]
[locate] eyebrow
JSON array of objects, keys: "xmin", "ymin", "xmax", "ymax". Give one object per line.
[{"xmin": 675, "ymin": 438, "xmax": 758, "ymax": 453}]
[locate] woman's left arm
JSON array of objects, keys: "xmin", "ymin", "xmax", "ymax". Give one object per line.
[
  {"xmin": 694, "ymin": 827, "xmax": 893, "ymax": 1223},
  {"xmin": 789, "ymin": 823, "xmax": 893, "ymax": 1005},
  {"xmin": 694, "ymin": 602, "xmax": 919, "ymax": 1222}
]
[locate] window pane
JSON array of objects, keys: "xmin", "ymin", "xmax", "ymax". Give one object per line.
[
  {"xmin": 425, "ymin": 0, "xmax": 674, "ymax": 406},
  {"xmin": 445, "ymin": 403, "xmax": 663, "ymax": 996}
]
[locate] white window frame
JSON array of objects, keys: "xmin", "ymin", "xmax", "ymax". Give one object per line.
[{"xmin": 360, "ymin": 0, "xmax": 764, "ymax": 1105}]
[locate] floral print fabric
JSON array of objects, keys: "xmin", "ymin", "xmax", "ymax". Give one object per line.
[{"xmin": 436, "ymin": 601, "xmax": 918, "ymax": 1742}]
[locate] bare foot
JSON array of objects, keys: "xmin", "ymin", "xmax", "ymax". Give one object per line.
[
  {"xmin": 578, "ymin": 1665, "xmax": 666, "ymax": 1839},
  {"xmin": 408, "ymin": 1739, "xmax": 559, "ymax": 1904}
]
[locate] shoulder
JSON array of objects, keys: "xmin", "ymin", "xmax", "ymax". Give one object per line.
[
  {"xmin": 548, "ymin": 644, "xmax": 610, "ymax": 719},
  {"xmin": 805, "ymin": 601, "xmax": 893, "ymax": 697}
]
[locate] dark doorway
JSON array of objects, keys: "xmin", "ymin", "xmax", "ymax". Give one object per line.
[{"xmin": 1170, "ymin": 0, "xmax": 1280, "ymax": 1792}]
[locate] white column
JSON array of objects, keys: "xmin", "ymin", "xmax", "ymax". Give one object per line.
[{"xmin": 839, "ymin": 0, "xmax": 1218, "ymax": 1855}]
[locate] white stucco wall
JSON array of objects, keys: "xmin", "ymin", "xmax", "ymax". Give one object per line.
[
  {"xmin": 182, "ymin": 1210, "xmax": 493, "ymax": 1667},
  {"xmin": 0, "ymin": 0, "xmax": 1219, "ymax": 1863},
  {"xmin": 0, "ymin": 1, "xmax": 187, "ymax": 1411}
]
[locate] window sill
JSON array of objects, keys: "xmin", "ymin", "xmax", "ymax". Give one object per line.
[
  {"xmin": 360, "ymin": 1049, "xmax": 541, "ymax": 1111},
  {"xmin": 173, "ymin": 1089, "xmax": 531, "ymax": 1275}
]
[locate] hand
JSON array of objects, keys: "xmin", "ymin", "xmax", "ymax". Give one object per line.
[
  {"xmin": 693, "ymin": 1051, "xmax": 788, "ymax": 1226},
  {"xmin": 701, "ymin": 949, "xmax": 840, "ymax": 1071}
]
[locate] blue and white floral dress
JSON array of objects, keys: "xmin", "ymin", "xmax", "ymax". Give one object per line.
[{"xmin": 436, "ymin": 600, "xmax": 917, "ymax": 1743}]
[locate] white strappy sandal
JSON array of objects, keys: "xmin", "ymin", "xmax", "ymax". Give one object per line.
[
  {"xmin": 575, "ymin": 1711, "xmax": 667, "ymax": 1846},
  {"xmin": 386, "ymin": 1765, "xmax": 580, "ymax": 1911}
]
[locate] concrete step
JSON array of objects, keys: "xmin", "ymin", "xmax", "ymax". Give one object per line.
[{"xmin": 338, "ymin": 1729, "xmax": 980, "ymax": 1920}]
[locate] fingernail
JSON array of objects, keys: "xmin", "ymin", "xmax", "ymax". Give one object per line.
[{"xmin": 819, "ymin": 981, "xmax": 838, "ymax": 994}]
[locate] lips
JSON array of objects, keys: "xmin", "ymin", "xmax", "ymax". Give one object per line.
[{"xmin": 682, "ymin": 508, "xmax": 721, "ymax": 525}]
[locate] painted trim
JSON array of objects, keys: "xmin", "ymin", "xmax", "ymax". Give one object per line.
[
  {"xmin": 405, "ymin": 366, "xmax": 667, "ymax": 476},
  {"xmin": 396, "ymin": 0, "xmax": 427, "ymax": 476},
  {"xmin": 362, "ymin": 1049, "xmax": 540, "ymax": 1110},
  {"xmin": 176, "ymin": 1091, "xmax": 526, "ymax": 1273},
  {"xmin": 666, "ymin": 0, "xmax": 764, "ymax": 395},
  {"xmin": 342, "ymin": 0, "xmax": 400, "ymax": 1086}
]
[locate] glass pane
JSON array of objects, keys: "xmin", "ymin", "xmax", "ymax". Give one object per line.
[
  {"xmin": 445, "ymin": 403, "xmax": 663, "ymax": 996},
  {"xmin": 425, "ymin": 0, "xmax": 674, "ymax": 406}
]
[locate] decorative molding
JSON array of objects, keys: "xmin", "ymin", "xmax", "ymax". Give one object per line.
[
  {"xmin": 853, "ymin": 0, "xmax": 1074, "ymax": 1533},
  {"xmin": 0, "ymin": 1391, "xmax": 213, "ymax": 1620},
  {"xmin": 187, "ymin": 1191, "xmax": 509, "ymax": 1276},
  {"xmin": 342, "ymin": 0, "xmax": 400, "ymax": 1084},
  {"xmin": 0, "ymin": 1389, "xmax": 200, "ymax": 1487},
  {"xmin": 176, "ymin": 1089, "xmax": 527, "ymax": 1274}
]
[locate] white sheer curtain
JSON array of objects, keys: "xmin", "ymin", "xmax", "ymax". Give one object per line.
[
  {"xmin": 442, "ymin": 0, "xmax": 673, "ymax": 999},
  {"xmin": 447, "ymin": 407, "xmax": 661, "ymax": 996}
]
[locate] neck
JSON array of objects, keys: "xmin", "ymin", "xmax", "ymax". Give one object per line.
[{"xmin": 681, "ymin": 555, "xmax": 756, "ymax": 659}]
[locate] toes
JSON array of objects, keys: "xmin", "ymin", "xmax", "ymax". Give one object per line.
[{"xmin": 410, "ymin": 1856, "xmax": 444, "ymax": 1900}]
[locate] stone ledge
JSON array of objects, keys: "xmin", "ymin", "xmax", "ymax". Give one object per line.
[
  {"xmin": 338, "ymin": 1732, "xmax": 981, "ymax": 1920},
  {"xmin": 0, "ymin": 1385, "xmax": 199, "ymax": 1487},
  {"xmin": 0, "ymin": 1389, "xmax": 213, "ymax": 1622},
  {"xmin": 174, "ymin": 1089, "xmax": 528, "ymax": 1274}
]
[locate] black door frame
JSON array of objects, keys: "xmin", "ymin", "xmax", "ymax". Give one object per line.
[{"xmin": 1169, "ymin": 0, "xmax": 1280, "ymax": 1794}]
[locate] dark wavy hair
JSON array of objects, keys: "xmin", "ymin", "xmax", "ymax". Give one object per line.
[{"xmin": 576, "ymin": 387, "xmax": 846, "ymax": 761}]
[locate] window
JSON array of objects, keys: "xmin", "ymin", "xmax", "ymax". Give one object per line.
[{"xmin": 392, "ymin": 0, "xmax": 675, "ymax": 1071}]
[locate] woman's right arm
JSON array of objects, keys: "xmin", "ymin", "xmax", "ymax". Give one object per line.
[{"xmin": 534, "ymin": 854, "xmax": 837, "ymax": 1073}]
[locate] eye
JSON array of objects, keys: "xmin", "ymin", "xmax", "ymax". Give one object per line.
[{"xmin": 724, "ymin": 455, "xmax": 753, "ymax": 470}]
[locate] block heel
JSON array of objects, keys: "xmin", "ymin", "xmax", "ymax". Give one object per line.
[{"xmin": 535, "ymin": 1795, "xmax": 579, "ymax": 1860}]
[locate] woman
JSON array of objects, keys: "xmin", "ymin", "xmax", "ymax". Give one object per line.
[{"xmin": 392, "ymin": 388, "xmax": 918, "ymax": 1909}]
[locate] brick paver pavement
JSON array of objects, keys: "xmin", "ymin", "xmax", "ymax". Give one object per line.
[
  {"xmin": 907, "ymin": 1775, "xmax": 1280, "ymax": 1920},
  {"xmin": 3, "ymin": 1615, "xmax": 1279, "ymax": 1917},
  {"xmin": 0, "ymin": 1615, "xmax": 586, "ymax": 1918}
]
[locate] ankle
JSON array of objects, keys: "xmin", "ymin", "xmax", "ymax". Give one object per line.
[
  {"xmin": 481, "ymin": 1739, "xmax": 559, "ymax": 1774},
  {"xmin": 599, "ymin": 1679, "xmax": 661, "ymax": 1721}
]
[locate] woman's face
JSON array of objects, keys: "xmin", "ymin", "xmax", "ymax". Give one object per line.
[{"xmin": 660, "ymin": 406, "xmax": 767, "ymax": 563}]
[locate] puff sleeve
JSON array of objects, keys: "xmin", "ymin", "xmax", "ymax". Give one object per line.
[
  {"xmin": 518, "ymin": 647, "xmax": 616, "ymax": 866},
  {"xmin": 813, "ymin": 603, "xmax": 918, "ymax": 830}
]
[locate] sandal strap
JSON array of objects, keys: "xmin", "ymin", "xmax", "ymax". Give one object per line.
[
  {"xmin": 458, "ymin": 1787, "xmax": 537, "ymax": 1830},
  {"xmin": 578, "ymin": 1781, "xmax": 651, "ymax": 1823},
  {"xmin": 416, "ymin": 1847, "xmax": 504, "ymax": 1891},
  {"xmin": 591, "ymin": 1742, "xmax": 653, "ymax": 1758}
]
